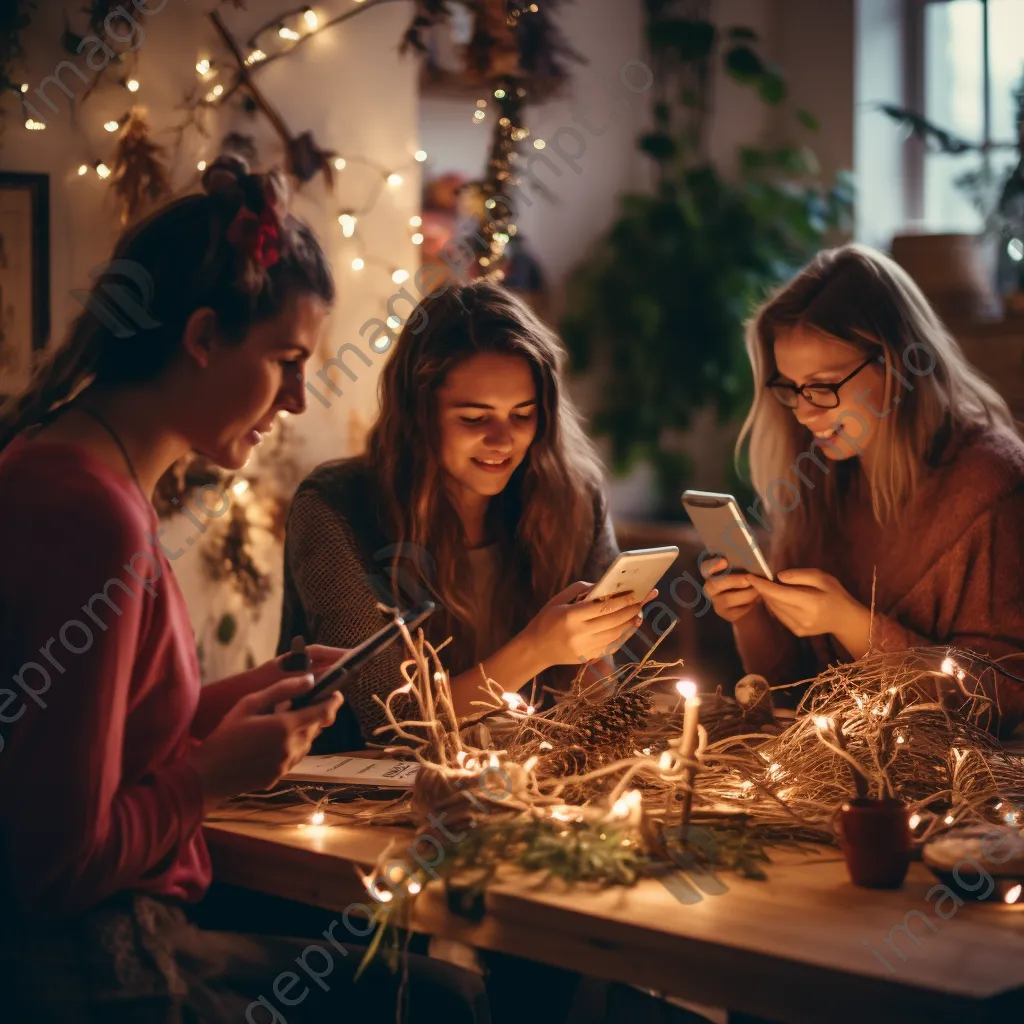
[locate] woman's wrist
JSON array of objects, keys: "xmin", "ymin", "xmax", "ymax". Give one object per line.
[
  {"xmin": 832, "ymin": 594, "xmax": 872, "ymax": 659},
  {"xmin": 504, "ymin": 624, "xmax": 553, "ymax": 679}
]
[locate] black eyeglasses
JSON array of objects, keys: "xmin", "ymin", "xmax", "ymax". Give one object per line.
[{"xmin": 765, "ymin": 355, "xmax": 877, "ymax": 410}]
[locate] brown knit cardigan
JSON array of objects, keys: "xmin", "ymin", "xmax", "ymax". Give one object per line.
[{"xmin": 753, "ymin": 425, "xmax": 1024, "ymax": 736}]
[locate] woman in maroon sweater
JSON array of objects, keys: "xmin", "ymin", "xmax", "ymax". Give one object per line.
[
  {"xmin": 702, "ymin": 244, "xmax": 1024, "ymax": 735},
  {"xmin": 0, "ymin": 158, "xmax": 487, "ymax": 1022}
]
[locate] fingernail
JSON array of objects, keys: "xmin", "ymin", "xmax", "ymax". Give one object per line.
[{"xmin": 303, "ymin": 673, "xmax": 315, "ymax": 685}]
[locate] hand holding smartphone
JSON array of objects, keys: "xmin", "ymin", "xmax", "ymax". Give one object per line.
[{"xmin": 290, "ymin": 601, "xmax": 436, "ymax": 709}]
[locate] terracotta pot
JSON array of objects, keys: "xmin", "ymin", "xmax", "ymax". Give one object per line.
[
  {"xmin": 834, "ymin": 798, "xmax": 911, "ymax": 889},
  {"xmin": 891, "ymin": 233, "xmax": 1000, "ymax": 323}
]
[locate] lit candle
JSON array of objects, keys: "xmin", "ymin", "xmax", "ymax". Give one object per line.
[{"xmin": 675, "ymin": 680, "xmax": 701, "ymax": 832}]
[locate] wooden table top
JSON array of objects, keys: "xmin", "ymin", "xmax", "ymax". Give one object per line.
[{"xmin": 204, "ymin": 815, "xmax": 1024, "ymax": 1024}]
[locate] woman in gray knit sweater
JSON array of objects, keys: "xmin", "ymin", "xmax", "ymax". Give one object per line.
[{"xmin": 278, "ymin": 281, "xmax": 654, "ymax": 749}]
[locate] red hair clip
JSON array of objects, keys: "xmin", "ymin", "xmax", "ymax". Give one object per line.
[{"xmin": 226, "ymin": 201, "xmax": 281, "ymax": 270}]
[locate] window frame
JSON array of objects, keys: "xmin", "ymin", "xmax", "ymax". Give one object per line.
[{"xmin": 903, "ymin": 0, "xmax": 1017, "ymax": 224}]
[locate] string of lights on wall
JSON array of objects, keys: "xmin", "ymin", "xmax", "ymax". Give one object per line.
[{"xmin": 17, "ymin": 0, "xmax": 552, "ymax": 284}]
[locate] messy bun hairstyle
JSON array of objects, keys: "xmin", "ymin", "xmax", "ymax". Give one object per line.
[{"xmin": 0, "ymin": 155, "xmax": 334, "ymax": 452}]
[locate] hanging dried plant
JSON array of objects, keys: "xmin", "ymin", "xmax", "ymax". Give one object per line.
[{"xmin": 110, "ymin": 111, "xmax": 171, "ymax": 226}]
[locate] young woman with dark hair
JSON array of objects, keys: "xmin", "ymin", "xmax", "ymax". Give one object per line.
[
  {"xmin": 279, "ymin": 280, "xmax": 654, "ymax": 749},
  {"xmin": 701, "ymin": 243, "xmax": 1024, "ymax": 735},
  {"xmin": 0, "ymin": 157, "xmax": 488, "ymax": 1023}
]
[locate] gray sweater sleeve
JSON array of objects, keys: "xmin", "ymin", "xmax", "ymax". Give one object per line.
[{"xmin": 284, "ymin": 488, "xmax": 415, "ymax": 744}]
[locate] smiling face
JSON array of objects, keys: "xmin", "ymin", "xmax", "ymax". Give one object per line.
[
  {"xmin": 436, "ymin": 351, "xmax": 539, "ymax": 506},
  {"xmin": 188, "ymin": 294, "xmax": 326, "ymax": 469},
  {"xmin": 772, "ymin": 324, "xmax": 886, "ymax": 463}
]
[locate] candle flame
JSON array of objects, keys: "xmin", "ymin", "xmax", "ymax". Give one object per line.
[{"xmin": 675, "ymin": 680, "xmax": 697, "ymax": 700}]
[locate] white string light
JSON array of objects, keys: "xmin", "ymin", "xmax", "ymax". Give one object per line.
[
  {"xmin": 414, "ymin": 149, "xmax": 427, "ymax": 162},
  {"xmin": 196, "ymin": 59, "xmax": 212, "ymax": 76},
  {"xmin": 351, "ymin": 257, "xmax": 365, "ymax": 271},
  {"xmin": 338, "ymin": 213, "xmax": 357, "ymax": 237},
  {"xmin": 103, "ymin": 120, "xmax": 120, "ymax": 133},
  {"xmin": 126, "ymin": 78, "xmax": 140, "ymax": 92},
  {"xmin": 95, "ymin": 162, "xmax": 111, "ymax": 179},
  {"xmin": 303, "ymin": 8, "xmax": 318, "ymax": 30},
  {"xmin": 77, "ymin": 164, "xmax": 88, "ymax": 176}
]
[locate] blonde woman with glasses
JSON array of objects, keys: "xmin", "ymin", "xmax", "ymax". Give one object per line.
[{"xmin": 701, "ymin": 243, "xmax": 1024, "ymax": 736}]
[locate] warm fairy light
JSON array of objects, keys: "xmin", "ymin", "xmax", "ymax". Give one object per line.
[
  {"xmin": 658, "ymin": 750, "xmax": 673, "ymax": 772},
  {"xmin": 488, "ymin": 753, "xmax": 500, "ymax": 769},
  {"xmin": 333, "ymin": 157, "xmax": 347, "ymax": 171},
  {"xmin": 473, "ymin": 110, "xmax": 486, "ymax": 122},
  {"xmin": 533, "ymin": 139, "xmax": 546, "ymax": 149},
  {"xmin": 539, "ymin": 741, "xmax": 553, "ymax": 752},
  {"xmin": 196, "ymin": 59, "xmax": 211, "ymax": 76},
  {"xmin": 523, "ymin": 756, "xmax": 539, "ymax": 772},
  {"xmin": 411, "ymin": 232, "xmax": 424, "ymax": 245},
  {"xmin": 303, "ymin": 8, "xmax": 318, "ymax": 29},
  {"xmin": 310, "ymin": 810, "xmax": 325, "ymax": 825},
  {"xmin": 104, "ymin": 120, "xmax": 120, "ymax": 132},
  {"xmin": 205, "ymin": 90, "xmax": 218, "ymax": 102},
  {"xmin": 1005, "ymin": 810, "xmax": 1020, "ymax": 825},
  {"xmin": 895, "ymin": 732, "xmax": 906, "ymax": 745},
  {"xmin": 414, "ymin": 149, "xmax": 427, "ymax": 162},
  {"xmin": 387, "ymin": 173, "xmax": 403, "ymax": 187},
  {"xmin": 494, "ymin": 88, "xmax": 507, "ymax": 99},
  {"xmin": 767, "ymin": 762, "xmax": 784, "ymax": 780},
  {"xmin": 245, "ymin": 50, "xmax": 266, "ymax": 66},
  {"xmin": 78, "ymin": 164, "xmax": 88, "ymax": 176},
  {"xmin": 391, "ymin": 269, "xmax": 409, "ymax": 284},
  {"xmin": 231, "ymin": 479, "xmax": 249, "ymax": 496},
  {"xmin": 409, "ymin": 214, "xmax": 422, "ymax": 227},
  {"xmin": 25, "ymin": 119, "xmax": 46, "ymax": 130},
  {"xmin": 908, "ymin": 813, "xmax": 922, "ymax": 829},
  {"xmin": 812, "ymin": 715, "xmax": 832, "ymax": 732},
  {"xmin": 740, "ymin": 780, "xmax": 754, "ymax": 793},
  {"xmin": 407, "ymin": 879, "xmax": 422, "ymax": 895},
  {"xmin": 1006, "ymin": 884, "xmax": 1023, "ymax": 905},
  {"xmin": 95, "ymin": 162, "xmax": 111, "ymax": 179},
  {"xmin": 20, "ymin": 83, "xmax": 29, "ymax": 93},
  {"xmin": 526, "ymin": 705, "xmax": 536, "ymax": 715},
  {"xmin": 456, "ymin": 751, "xmax": 468, "ymax": 767},
  {"xmin": 502, "ymin": 692, "xmax": 524, "ymax": 709},
  {"xmin": 279, "ymin": 25, "xmax": 300, "ymax": 40},
  {"xmin": 338, "ymin": 213, "xmax": 357, "ymax": 237},
  {"xmin": 777, "ymin": 788, "xmax": 793, "ymax": 800},
  {"xmin": 351, "ymin": 257, "xmax": 364, "ymax": 271},
  {"xmin": 363, "ymin": 875, "xmax": 393, "ymax": 903},
  {"xmin": 126, "ymin": 78, "xmax": 140, "ymax": 92},
  {"xmin": 675, "ymin": 680, "xmax": 697, "ymax": 700},
  {"xmin": 941, "ymin": 657, "xmax": 957, "ymax": 676},
  {"xmin": 197, "ymin": 160, "xmax": 207, "ymax": 171},
  {"xmin": 609, "ymin": 789, "xmax": 642, "ymax": 821},
  {"xmin": 943, "ymin": 814, "xmax": 954, "ymax": 825},
  {"xmin": 476, "ymin": 99, "xmax": 487, "ymax": 108},
  {"xmin": 996, "ymin": 802, "xmax": 1004, "ymax": 810},
  {"xmin": 529, "ymin": 2, "xmax": 539, "ymax": 9},
  {"xmin": 1008, "ymin": 239, "xmax": 1024, "ymax": 262},
  {"xmin": 211, "ymin": 84, "xmax": 224, "ymax": 97},
  {"xmin": 386, "ymin": 316, "xmax": 401, "ymax": 329},
  {"xmin": 551, "ymin": 805, "xmax": 580, "ymax": 822}
]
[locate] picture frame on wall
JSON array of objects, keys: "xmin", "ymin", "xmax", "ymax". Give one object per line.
[{"xmin": 0, "ymin": 172, "xmax": 50, "ymax": 397}]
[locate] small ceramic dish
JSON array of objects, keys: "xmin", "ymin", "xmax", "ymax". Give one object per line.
[{"xmin": 922, "ymin": 825, "xmax": 1024, "ymax": 905}]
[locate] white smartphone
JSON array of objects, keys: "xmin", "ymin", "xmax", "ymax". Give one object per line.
[
  {"xmin": 681, "ymin": 490, "xmax": 774, "ymax": 581},
  {"xmin": 584, "ymin": 546, "xmax": 680, "ymax": 603}
]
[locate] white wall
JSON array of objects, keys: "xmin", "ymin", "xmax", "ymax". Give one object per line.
[{"xmin": 2, "ymin": 0, "xmax": 419, "ymax": 674}]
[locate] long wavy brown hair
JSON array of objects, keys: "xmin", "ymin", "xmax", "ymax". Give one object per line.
[
  {"xmin": 366, "ymin": 280, "xmax": 606, "ymax": 667},
  {"xmin": 738, "ymin": 243, "xmax": 1015, "ymax": 572}
]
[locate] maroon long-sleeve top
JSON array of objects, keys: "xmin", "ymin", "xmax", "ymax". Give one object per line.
[{"xmin": 0, "ymin": 436, "xmax": 210, "ymax": 922}]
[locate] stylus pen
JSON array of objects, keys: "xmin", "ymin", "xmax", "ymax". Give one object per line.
[{"xmin": 290, "ymin": 600, "xmax": 436, "ymax": 709}]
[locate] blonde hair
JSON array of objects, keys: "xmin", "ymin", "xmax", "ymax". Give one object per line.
[{"xmin": 737, "ymin": 243, "xmax": 1015, "ymax": 570}]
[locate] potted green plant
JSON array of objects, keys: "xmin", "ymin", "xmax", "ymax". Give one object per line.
[{"xmin": 560, "ymin": 0, "xmax": 853, "ymax": 519}]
